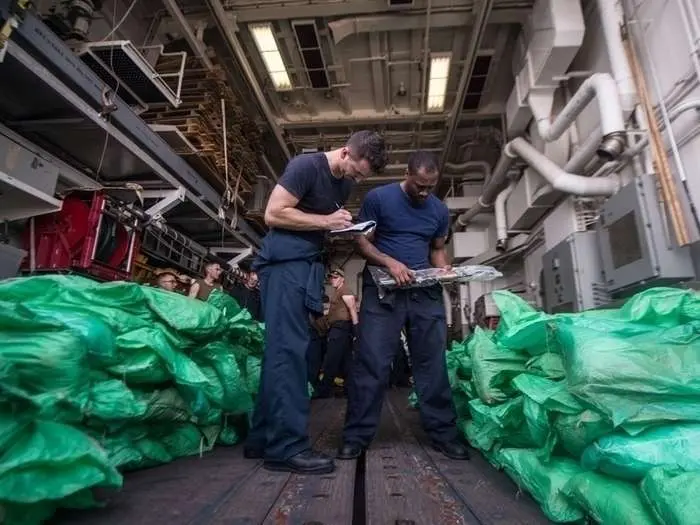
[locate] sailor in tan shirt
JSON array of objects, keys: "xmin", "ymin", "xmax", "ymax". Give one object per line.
[
  {"xmin": 188, "ymin": 262, "xmax": 224, "ymax": 301},
  {"xmin": 317, "ymin": 268, "xmax": 358, "ymax": 397}
]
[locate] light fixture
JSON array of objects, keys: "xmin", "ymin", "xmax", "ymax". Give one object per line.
[
  {"xmin": 427, "ymin": 54, "xmax": 451, "ymax": 112},
  {"xmin": 249, "ymin": 23, "xmax": 292, "ymax": 91}
]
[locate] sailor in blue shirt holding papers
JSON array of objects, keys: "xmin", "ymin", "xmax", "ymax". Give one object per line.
[
  {"xmin": 244, "ymin": 131, "xmax": 387, "ymax": 475},
  {"xmin": 337, "ymin": 150, "xmax": 470, "ymax": 462}
]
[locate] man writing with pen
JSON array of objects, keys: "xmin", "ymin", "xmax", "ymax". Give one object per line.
[
  {"xmin": 243, "ymin": 130, "xmax": 388, "ymax": 475},
  {"xmin": 337, "ymin": 150, "xmax": 469, "ymax": 462}
]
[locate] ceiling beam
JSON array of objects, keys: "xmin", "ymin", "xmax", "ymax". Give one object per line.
[
  {"xmin": 228, "ymin": 2, "xmax": 527, "ymax": 24},
  {"xmin": 368, "ymin": 33, "xmax": 386, "ymax": 112},
  {"xmin": 161, "ymin": 0, "xmax": 214, "ymax": 69},
  {"xmin": 439, "ymin": 0, "xmax": 494, "ymax": 171},
  {"xmin": 277, "ymin": 111, "xmax": 503, "ymax": 129}
]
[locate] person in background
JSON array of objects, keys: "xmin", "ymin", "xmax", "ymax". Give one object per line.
[
  {"xmin": 188, "ymin": 262, "xmax": 223, "ymax": 301},
  {"xmin": 156, "ymin": 271, "xmax": 179, "ymax": 292},
  {"xmin": 315, "ymin": 268, "xmax": 358, "ymax": 398},
  {"xmin": 243, "ymin": 131, "xmax": 388, "ymax": 475},
  {"xmin": 337, "ymin": 150, "xmax": 469, "ymax": 462},
  {"xmin": 307, "ymin": 302, "xmax": 329, "ymax": 393}
]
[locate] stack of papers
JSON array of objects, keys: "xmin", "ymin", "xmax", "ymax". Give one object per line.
[{"xmin": 329, "ymin": 220, "xmax": 376, "ymax": 236}]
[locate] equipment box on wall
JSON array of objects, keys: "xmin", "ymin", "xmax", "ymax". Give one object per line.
[
  {"xmin": 597, "ymin": 173, "xmax": 695, "ymax": 295},
  {"xmin": 542, "ymin": 231, "xmax": 608, "ymax": 313}
]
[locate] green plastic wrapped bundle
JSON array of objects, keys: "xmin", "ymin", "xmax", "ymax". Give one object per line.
[
  {"xmin": 553, "ymin": 409, "xmax": 613, "ymax": 459},
  {"xmin": 466, "ymin": 397, "xmax": 537, "ymax": 451},
  {"xmin": 468, "ymin": 327, "xmax": 528, "ymax": 405},
  {"xmin": 0, "ymin": 414, "xmax": 122, "ymax": 522},
  {"xmin": 496, "ymin": 448, "xmax": 585, "ymax": 523},
  {"xmin": 640, "ymin": 467, "xmax": 700, "ymax": 525},
  {"xmin": 562, "ymin": 471, "xmax": 656, "ymax": 525},
  {"xmin": 554, "ymin": 288, "xmax": 700, "ymax": 433},
  {"xmin": 451, "ymin": 288, "xmax": 700, "ymax": 523},
  {"xmin": 0, "ymin": 275, "xmax": 264, "ymax": 524},
  {"xmin": 581, "ymin": 423, "xmax": 700, "ymax": 481}
]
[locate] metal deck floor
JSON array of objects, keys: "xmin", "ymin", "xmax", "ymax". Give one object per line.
[{"xmin": 52, "ymin": 391, "xmax": 550, "ymax": 525}]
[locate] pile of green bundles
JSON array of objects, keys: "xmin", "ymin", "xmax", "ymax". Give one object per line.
[
  {"xmin": 0, "ymin": 275, "xmax": 264, "ymax": 524},
  {"xmin": 443, "ymin": 287, "xmax": 700, "ymax": 524}
]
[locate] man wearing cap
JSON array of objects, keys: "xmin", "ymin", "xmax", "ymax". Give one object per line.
[
  {"xmin": 316, "ymin": 268, "xmax": 358, "ymax": 398},
  {"xmin": 337, "ymin": 150, "xmax": 469, "ymax": 462},
  {"xmin": 243, "ymin": 131, "xmax": 388, "ymax": 475}
]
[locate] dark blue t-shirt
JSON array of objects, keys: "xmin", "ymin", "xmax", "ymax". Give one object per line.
[
  {"xmin": 255, "ymin": 153, "xmax": 353, "ymax": 265},
  {"xmin": 358, "ymin": 182, "xmax": 449, "ymax": 270}
]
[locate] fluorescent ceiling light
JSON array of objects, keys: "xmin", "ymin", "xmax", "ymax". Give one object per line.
[
  {"xmin": 427, "ymin": 54, "xmax": 451, "ymax": 112},
  {"xmin": 249, "ymin": 23, "xmax": 292, "ymax": 91}
]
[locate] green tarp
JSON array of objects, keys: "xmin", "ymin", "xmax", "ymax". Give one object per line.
[
  {"xmin": 0, "ymin": 275, "xmax": 264, "ymax": 524},
  {"xmin": 442, "ymin": 287, "xmax": 700, "ymax": 524}
]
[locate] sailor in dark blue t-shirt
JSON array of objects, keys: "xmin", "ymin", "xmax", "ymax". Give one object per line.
[
  {"xmin": 244, "ymin": 131, "xmax": 387, "ymax": 475},
  {"xmin": 337, "ymin": 150, "xmax": 469, "ymax": 462}
]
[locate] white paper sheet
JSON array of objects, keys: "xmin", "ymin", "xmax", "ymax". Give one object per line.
[{"xmin": 328, "ymin": 220, "xmax": 377, "ymax": 236}]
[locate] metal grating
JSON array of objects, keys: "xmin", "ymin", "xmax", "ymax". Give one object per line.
[{"xmin": 78, "ymin": 41, "xmax": 185, "ymax": 109}]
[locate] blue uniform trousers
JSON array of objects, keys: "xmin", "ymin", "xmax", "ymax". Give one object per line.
[
  {"xmin": 343, "ymin": 284, "xmax": 458, "ymax": 446},
  {"xmin": 246, "ymin": 259, "xmax": 322, "ymax": 460}
]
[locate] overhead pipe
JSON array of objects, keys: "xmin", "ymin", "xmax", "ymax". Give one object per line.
[
  {"xmin": 595, "ymin": 0, "xmax": 637, "ymax": 114},
  {"xmin": 438, "ymin": 0, "xmax": 494, "ymax": 171},
  {"xmin": 452, "ymin": 134, "xmax": 620, "ymax": 233},
  {"xmin": 494, "ymin": 181, "xmax": 517, "ymax": 251},
  {"xmin": 507, "ymin": 138, "xmax": 620, "ymax": 196},
  {"xmin": 204, "ymin": 0, "xmax": 291, "ymax": 161},
  {"xmin": 452, "ymin": 148, "xmax": 517, "ymax": 232},
  {"xmin": 443, "ymin": 160, "xmax": 491, "ymax": 177},
  {"xmin": 529, "ymin": 73, "xmax": 627, "ymax": 160}
]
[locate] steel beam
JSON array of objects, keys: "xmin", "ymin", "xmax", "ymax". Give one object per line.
[
  {"xmin": 0, "ymin": 4, "xmax": 261, "ymax": 245},
  {"xmin": 278, "ymin": 111, "xmax": 503, "ymax": 129},
  {"xmin": 438, "ymin": 0, "xmax": 494, "ymax": 171},
  {"xmin": 229, "ymin": 1, "xmax": 527, "ymax": 24},
  {"xmin": 161, "ymin": 0, "xmax": 214, "ymax": 70},
  {"xmin": 143, "ymin": 186, "xmax": 186, "ymax": 220}
]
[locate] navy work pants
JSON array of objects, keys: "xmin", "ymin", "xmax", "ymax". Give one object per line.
[
  {"xmin": 316, "ymin": 320, "xmax": 353, "ymax": 397},
  {"xmin": 343, "ymin": 285, "xmax": 458, "ymax": 446},
  {"xmin": 246, "ymin": 260, "xmax": 317, "ymax": 460}
]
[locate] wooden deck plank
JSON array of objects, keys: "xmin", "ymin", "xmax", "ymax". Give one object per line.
[
  {"xmin": 386, "ymin": 390, "xmax": 552, "ymax": 525},
  {"xmin": 365, "ymin": 394, "xmax": 482, "ymax": 525},
  {"xmin": 261, "ymin": 402, "xmax": 355, "ymax": 525},
  {"xmin": 202, "ymin": 399, "xmax": 336, "ymax": 525}
]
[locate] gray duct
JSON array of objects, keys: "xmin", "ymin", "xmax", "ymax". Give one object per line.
[{"xmin": 328, "ymin": 12, "xmax": 472, "ymax": 44}]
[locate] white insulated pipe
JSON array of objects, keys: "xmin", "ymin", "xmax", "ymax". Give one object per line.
[
  {"xmin": 495, "ymin": 181, "xmax": 517, "ymax": 250},
  {"xmin": 453, "ymin": 127, "xmax": 606, "ymax": 233},
  {"xmin": 530, "ymin": 73, "xmax": 627, "ymax": 158},
  {"xmin": 506, "ymin": 137, "xmax": 620, "ymax": 196},
  {"xmin": 595, "ymin": 0, "xmax": 637, "ymax": 114}
]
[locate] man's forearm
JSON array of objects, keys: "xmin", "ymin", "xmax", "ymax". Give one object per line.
[
  {"xmin": 266, "ymin": 207, "xmax": 328, "ymax": 231},
  {"xmin": 356, "ymin": 236, "xmax": 395, "ymax": 267},
  {"xmin": 431, "ymin": 248, "xmax": 450, "ymax": 268}
]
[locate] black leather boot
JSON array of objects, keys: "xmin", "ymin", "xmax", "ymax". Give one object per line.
[
  {"xmin": 337, "ymin": 442, "xmax": 364, "ymax": 460},
  {"xmin": 432, "ymin": 439, "xmax": 470, "ymax": 460},
  {"xmin": 263, "ymin": 449, "xmax": 335, "ymax": 474}
]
